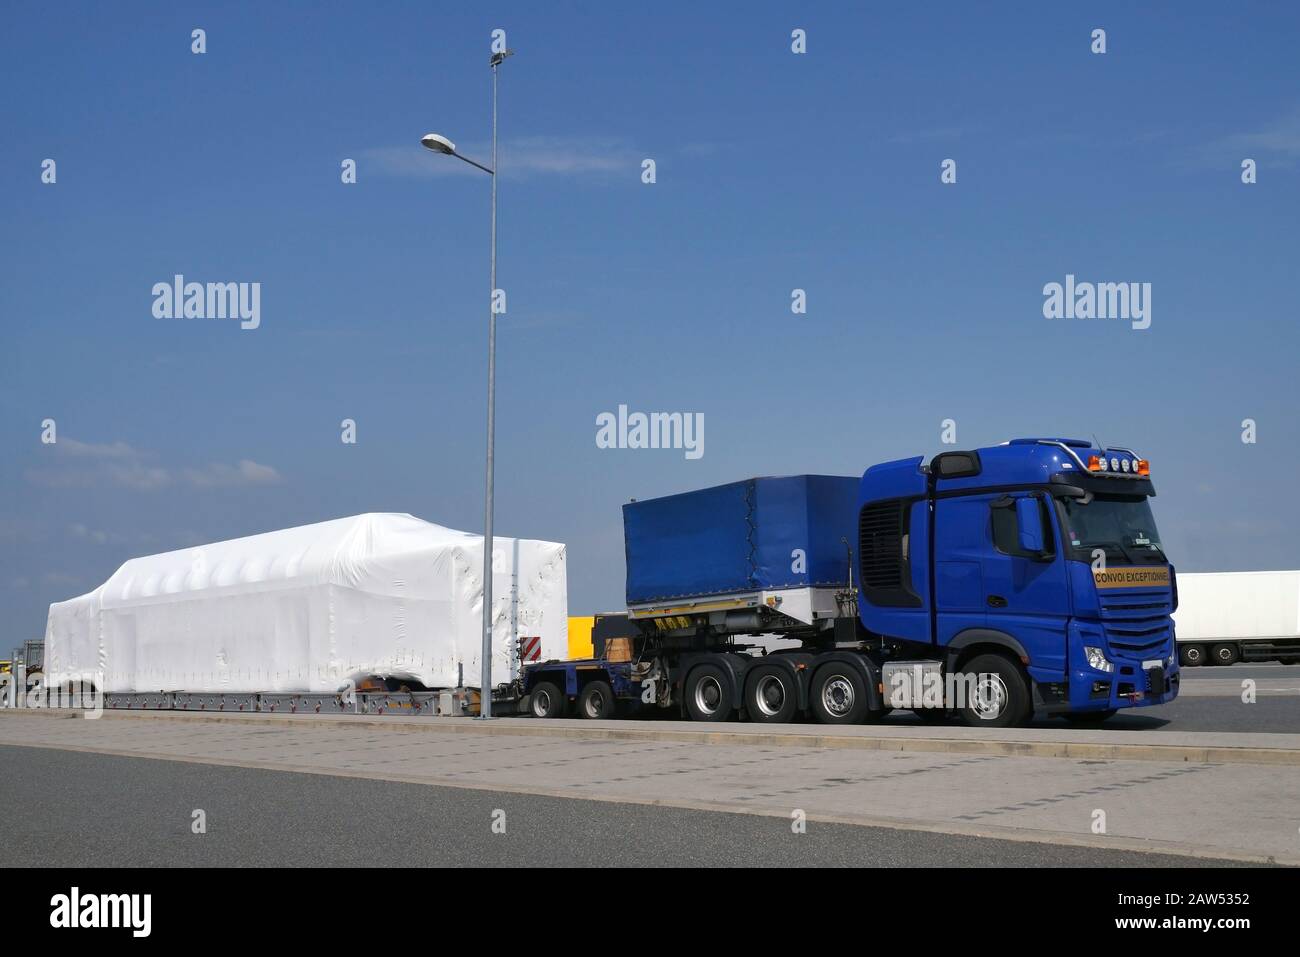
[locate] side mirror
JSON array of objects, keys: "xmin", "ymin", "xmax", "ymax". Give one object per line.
[{"xmin": 1015, "ymin": 497, "xmax": 1046, "ymax": 555}]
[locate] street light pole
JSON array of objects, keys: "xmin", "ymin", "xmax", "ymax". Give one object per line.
[
  {"xmin": 422, "ymin": 47, "xmax": 513, "ymax": 719},
  {"xmin": 481, "ymin": 52, "xmax": 502, "ymax": 719}
]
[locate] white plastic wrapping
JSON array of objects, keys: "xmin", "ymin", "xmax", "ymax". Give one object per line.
[{"xmin": 44, "ymin": 513, "xmax": 567, "ymax": 693}]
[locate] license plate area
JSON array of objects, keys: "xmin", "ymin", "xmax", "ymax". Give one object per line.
[{"xmin": 1142, "ymin": 660, "xmax": 1166, "ymax": 695}]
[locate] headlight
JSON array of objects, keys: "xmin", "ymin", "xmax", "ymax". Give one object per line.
[{"xmin": 1085, "ymin": 646, "xmax": 1114, "ymax": 673}]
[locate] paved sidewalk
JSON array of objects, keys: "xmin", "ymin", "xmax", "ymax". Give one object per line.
[{"xmin": 2, "ymin": 710, "xmax": 1297, "ymax": 864}]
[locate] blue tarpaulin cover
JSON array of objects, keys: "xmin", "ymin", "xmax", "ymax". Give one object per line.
[{"xmin": 623, "ymin": 475, "xmax": 860, "ymax": 604}]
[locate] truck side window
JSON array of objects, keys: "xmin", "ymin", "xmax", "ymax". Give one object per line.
[
  {"xmin": 990, "ymin": 496, "xmax": 1055, "ymax": 560},
  {"xmin": 859, "ymin": 498, "xmax": 921, "ymax": 607}
]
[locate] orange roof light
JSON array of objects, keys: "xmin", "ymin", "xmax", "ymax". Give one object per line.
[
  {"xmin": 1136, "ymin": 459, "xmax": 1150, "ymax": 476},
  {"xmin": 1087, "ymin": 455, "xmax": 1103, "ymax": 472}
]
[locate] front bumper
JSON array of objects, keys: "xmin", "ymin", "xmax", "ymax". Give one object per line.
[{"xmin": 1065, "ymin": 656, "xmax": 1180, "ymax": 712}]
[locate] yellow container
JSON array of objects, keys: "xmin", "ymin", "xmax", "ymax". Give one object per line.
[{"xmin": 567, "ymin": 616, "xmax": 595, "ymax": 660}]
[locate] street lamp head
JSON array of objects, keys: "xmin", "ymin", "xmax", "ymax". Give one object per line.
[{"xmin": 420, "ymin": 133, "xmax": 457, "ymax": 155}]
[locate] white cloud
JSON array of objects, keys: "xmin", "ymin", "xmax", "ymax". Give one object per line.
[
  {"xmin": 58, "ymin": 438, "xmax": 139, "ymax": 458},
  {"xmin": 27, "ymin": 439, "xmax": 282, "ymax": 492},
  {"xmin": 1197, "ymin": 108, "xmax": 1300, "ymax": 168},
  {"xmin": 182, "ymin": 459, "xmax": 282, "ymax": 488}
]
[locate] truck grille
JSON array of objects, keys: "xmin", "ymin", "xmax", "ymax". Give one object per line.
[{"xmin": 1098, "ymin": 588, "xmax": 1173, "ymax": 657}]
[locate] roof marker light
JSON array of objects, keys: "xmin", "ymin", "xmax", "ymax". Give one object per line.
[
  {"xmin": 1088, "ymin": 455, "xmax": 1104, "ymax": 471},
  {"xmin": 1137, "ymin": 459, "xmax": 1150, "ymax": 476},
  {"xmin": 1121, "ymin": 458, "xmax": 1131, "ymax": 472}
]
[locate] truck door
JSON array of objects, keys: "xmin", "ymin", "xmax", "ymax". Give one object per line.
[
  {"xmin": 933, "ymin": 495, "xmax": 987, "ymax": 644},
  {"xmin": 979, "ymin": 492, "xmax": 1069, "ymax": 678}
]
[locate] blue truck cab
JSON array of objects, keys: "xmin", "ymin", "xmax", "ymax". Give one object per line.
[{"xmin": 858, "ymin": 438, "xmax": 1179, "ymax": 724}]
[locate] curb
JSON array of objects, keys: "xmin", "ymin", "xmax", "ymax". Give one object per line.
[{"xmin": 6, "ymin": 707, "xmax": 1299, "ymax": 766}]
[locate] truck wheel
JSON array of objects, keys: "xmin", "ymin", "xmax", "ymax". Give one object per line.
[
  {"xmin": 1179, "ymin": 644, "xmax": 1205, "ymax": 668},
  {"xmin": 955, "ymin": 654, "xmax": 1031, "ymax": 728},
  {"xmin": 810, "ymin": 664, "xmax": 869, "ymax": 724},
  {"xmin": 1210, "ymin": 643, "xmax": 1240, "ymax": 666},
  {"xmin": 744, "ymin": 666, "xmax": 798, "ymax": 723},
  {"xmin": 578, "ymin": 680, "xmax": 617, "ymax": 720},
  {"xmin": 529, "ymin": 681, "xmax": 567, "ymax": 719},
  {"xmin": 685, "ymin": 664, "xmax": 734, "ymax": 722}
]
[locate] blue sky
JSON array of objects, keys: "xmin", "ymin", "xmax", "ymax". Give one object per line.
[{"xmin": 2, "ymin": 1, "xmax": 1298, "ymax": 641}]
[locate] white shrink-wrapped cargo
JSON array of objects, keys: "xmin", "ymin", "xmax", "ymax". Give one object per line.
[{"xmin": 44, "ymin": 513, "xmax": 567, "ymax": 694}]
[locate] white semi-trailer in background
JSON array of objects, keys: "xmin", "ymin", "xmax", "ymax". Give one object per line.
[{"xmin": 1173, "ymin": 570, "xmax": 1300, "ymax": 666}]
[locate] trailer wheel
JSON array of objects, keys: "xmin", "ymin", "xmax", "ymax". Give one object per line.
[
  {"xmin": 578, "ymin": 680, "xmax": 617, "ymax": 720},
  {"xmin": 809, "ymin": 664, "xmax": 869, "ymax": 724},
  {"xmin": 954, "ymin": 654, "xmax": 1031, "ymax": 728},
  {"xmin": 744, "ymin": 666, "xmax": 798, "ymax": 724},
  {"xmin": 684, "ymin": 664, "xmax": 734, "ymax": 722},
  {"xmin": 1210, "ymin": 643, "xmax": 1240, "ymax": 666},
  {"xmin": 529, "ymin": 681, "xmax": 567, "ymax": 719},
  {"xmin": 1179, "ymin": 644, "xmax": 1205, "ymax": 668}
]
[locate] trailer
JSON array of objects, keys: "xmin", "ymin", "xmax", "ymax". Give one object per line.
[{"xmin": 1172, "ymin": 570, "xmax": 1300, "ymax": 666}]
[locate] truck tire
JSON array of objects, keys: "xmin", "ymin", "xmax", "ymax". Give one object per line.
[
  {"xmin": 1210, "ymin": 643, "xmax": 1240, "ymax": 666},
  {"xmin": 810, "ymin": 664, "xmax": 869, "ymax": 724},
  {"xmin": 578, "ymin": 680, "xmax": 617, "ymax": 720},
  {"xmin": 955, "ymin": 654, "xmax": 1031, "ymax": 728},
  {"xmin": 1179, "ymin": 644, "xmax": 1205, "ymax": 668},
  {"xmin": 529, "ymin": 681, "xmax": 567, "ymax": 719},
  {"xmin": 744, "ymin": 665, "xmax": 798, "ymax": 723},
  {"xmin": 685, "ymin": 664, "xmax": 734, "ymax": 722}
]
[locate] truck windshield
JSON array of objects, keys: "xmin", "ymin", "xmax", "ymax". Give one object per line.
[{"xmin": 1059, "ymin": 494, "xmax": 1166, "ymax": 565}]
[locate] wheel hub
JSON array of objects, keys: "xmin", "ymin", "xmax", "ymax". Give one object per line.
[
  {"xmin": 694, "ymin": 677, "xmax": 722, "ymax": 715},
  {"xmin": 755, "ymin": 676, "xmax": 785, "ymax": 716},
  {"xmin": 822, "ymin": 676, "xmax": 854, "ymax": 716},
  {"xmin": 972, "ymin": 673, "xmax": 1008, "ymax": 719}
]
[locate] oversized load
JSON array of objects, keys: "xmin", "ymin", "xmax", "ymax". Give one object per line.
[
  {"xmin": 622, "ymin": 475, "xmax": 859, "ymax": 604},
  {"xmin": 44, "ymin": 513, "xmax": 567, "ymax": 694}
]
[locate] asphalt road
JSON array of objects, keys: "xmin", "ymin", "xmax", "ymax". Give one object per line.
[{"xmin": 0, "ymin": 745, "xmax": 1252, "ymax": 868}]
